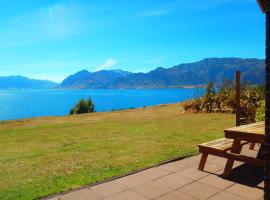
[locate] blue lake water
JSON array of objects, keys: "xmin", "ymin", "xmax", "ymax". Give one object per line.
[{"xmin": 0, "ymin": 88, "xmax": 205, "ymax": 121}]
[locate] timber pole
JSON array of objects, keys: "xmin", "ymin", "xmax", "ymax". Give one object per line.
[
  {"xmin": 265, "ymin": 8, "xmax": 270, "ymax": 200},
  {"xmin": 236, "ymin": 71, "xmax": 241, "ymax": 126}
]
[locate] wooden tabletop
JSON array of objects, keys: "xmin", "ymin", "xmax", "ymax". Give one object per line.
[{"xmin": 224, "ymin": 122, "xmax": 265, "ymax": 143}]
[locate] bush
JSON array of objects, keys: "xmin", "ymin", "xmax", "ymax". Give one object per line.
[
  {"xmin": 70, "ymin": 98, "xmax": 95, "ymax": 115},
  {"xmin": 255, "ymin": 100, "xmax": 265, "ymax": 122},
  {"xmin": 183, "ymin": 82, "xmax": 265, "ymax": 122},
  {"xmin": 182, "ymin": 99, "xmax": 202, "ymax": 113}
]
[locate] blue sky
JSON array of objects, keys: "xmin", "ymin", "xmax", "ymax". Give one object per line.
[{"xmin": 0, "ymin": 0, "xmax": 265, "ymax": 82}]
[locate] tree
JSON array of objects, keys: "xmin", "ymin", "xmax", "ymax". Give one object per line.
[{"xmin": 70, "ymin": 98, "xmax": 95, "ymax": 115}]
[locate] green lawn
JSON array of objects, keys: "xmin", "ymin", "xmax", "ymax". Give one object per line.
[{"xmin": 0, "ymin": 103, "xmax": 234, "ymax": 200}]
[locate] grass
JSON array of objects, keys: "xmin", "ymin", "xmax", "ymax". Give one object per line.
[{"xmin": 0, "ymin": 103, "xmax": 235, "ymax": 200}]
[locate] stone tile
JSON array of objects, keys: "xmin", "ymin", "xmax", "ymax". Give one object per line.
[
  {"xmin": 208, "ymin": 191, "xmax": 247, "ymax": 200},
  {"xmin": 226, "ymin": 184, "xmax": 263, "ymax": 200},
  {"xmin": 175, "ymin": 167, "xmax": 209, "ymax": 180},
  {"xmin": 198, "ymin": 174, "xmax": 234, "ymax": 190},
  {"xmin": 258, "ymin": 181, "xmax": 264, "ymax": 189},
  {"xmin": 104, "ymin": 190, "xmax": 148, "ymax": 200},
  {"xmin": 233, "ymin": 160, "xmax": 244, "ymax": 168},
  {"xmin": 133, "ymin": 181, "xmax": 173, "ymax": 199},
  {"xmin": 159, "ymin": 161, "xmax": 187, "ymax": 173},
  {"xmin": 179, "ymin": 182, "xmax": 220, "ymax": 200},
  {"xmin": 156, "ymin": 191, "xmax": 195, "ymax": 200},
  {"xmin": 179, "ymin": 155, "xmax": 201, "ymax": 167},
  {"xmin": 208, "ymin": 157, "xmax": 228, "ymax": 167},
  {"xmin": 113, "ymin": 173, "xmax": 152, "ymax": 189},
  {"xmin": 192, "ymin": 163, "xmax": 224, "ymax": 174},
  {"xmin": 90, "ymin": 180, "xmax": 128, "ymax": 198},
  {"xmin": 207, "ymin": 155, "xmax": 220, "ymax": 161},
  {"xmin": 155, "ymin": 173, "xmax": 194, "ymax": 189},
  {"xmin": 56, "ymin": 188, "xmax": 102, "ymax": 200},
  {"xmin": 139, "ymin": 167, "xmax": 170, "ymax": 180}
]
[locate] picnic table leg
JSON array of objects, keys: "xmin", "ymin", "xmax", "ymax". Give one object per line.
[
  {"xmin": 249, "ymin": 143, "xmax": 256, "ymax": 150},
  {"xmin": 257, "ymin": 144, "xmax": 264, "ymax": 160},
  {"xmin": 223, "ymin": 138, "xmax": 242, "ymax": 178},
  {"xmin": 198, "ymin": 153, "xmax": 208, "ymax": 171}
]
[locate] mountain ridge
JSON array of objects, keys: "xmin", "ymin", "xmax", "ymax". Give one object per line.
[
  {"xmin": 0, "ymin": 75, "xmax": 58, "ymax": 89},
  {"xmin": 60, "ymin": 58, "xmax": 265, "ymax": 89}
]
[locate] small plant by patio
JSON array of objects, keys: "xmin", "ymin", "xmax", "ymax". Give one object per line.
[{"xmin": 70, "ymin": 98, "xmax": 95, "ymax": 115}]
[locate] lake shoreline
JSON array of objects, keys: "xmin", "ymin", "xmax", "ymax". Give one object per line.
[{"xmin": 0, "ymin": 88, "xmax": 205, "ymax": 121}]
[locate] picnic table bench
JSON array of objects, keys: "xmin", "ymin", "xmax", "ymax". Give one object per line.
[{"xmin": 198, "ymin": 122, "xmax": 265, "ymax": 177}]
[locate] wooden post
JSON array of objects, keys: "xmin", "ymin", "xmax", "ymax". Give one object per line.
[
  {"xmin": 236, "ymin": 71, "xmax": 241, "ymax": 126},
  {"xmin": 265, "ymin": 8, "xmax": 270, "ymax": 200}
]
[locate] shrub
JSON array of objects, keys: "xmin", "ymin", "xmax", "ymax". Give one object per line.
[
  {"xmin": 183, "ymin": 82, "xmax": 264, "ymax": 122},
  {"xmin": 182, "ymin": 99, "xmax": 202, "ymax": 113},
  {"xmin": 70, "ymin": 98, "xmax": 95, "ymax": 115},
  {"xmin": 255, "ymin": 100, "xmax": 265, "ymax": 122}
]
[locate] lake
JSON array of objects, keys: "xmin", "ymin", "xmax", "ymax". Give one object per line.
[{"xmin": 0, "ymin": 88, "xmax": 205, "ymax": 121}]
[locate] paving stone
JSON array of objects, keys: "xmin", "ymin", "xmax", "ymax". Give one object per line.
[
  {"xmin": 113, "ymin": 173, "xmax": 152, "ymax": 189},
  {"xmin": 208, "ymin": 157, "xmax": 228, "ymax": 167},
  {"xmin": 155, "ymin": 173, "xmax": 194, "ymax": 189},
  {"xmin": 90, "ymin": 180, "xmax": 128, "ymax": 198},
  {"xmin": 139, "ymin": 167, "xmax": 170, "ymax": 180},
  {"xmin": 179, "ymin": 181, "xmax": 220, "ymax": 200},
  {"xmin": 156, "ymin": 191, "xmax": 195, "ymax": 200},
  {"xmin": 208, "ymin": 191, "xmax": 248, "ymax": 200},
  {"xmin": 258, "ymin": 181, "xmax": 264, "ymax": 189},
  {"xmin": 159, "ymin": 161, "xmax": 187, "ymax": 173},
  {"xmin": 179, "ymin": 155, "xmax": 201, "ymax": 167},
  {"xmin": 192, "ymin": 163, "xmax": 224, "ymax": 174},
  {"xmin": 133, "ymin": 181, "xmax": 173, "ymax": 199},
  {"xmin": 45, "ymin": 154, "xmax": 265, "ymax": 200},
  {"xmin": 104, "ymin": 190, "xmax": 148, "ymax": 200},
  {"xmin": 56, "ymin": 188, "xmax": 102, "ymax": 200},
  {"xmin": 198, "ymin": 174, "xmax": 234, "ymax": 190},
  {"xmin": 226, "ymin": 183, "xmax": 263, "ymax": 200},
  {"xmin": 175, "ymin": 167, "xmax": 209, "ymax": 180}
]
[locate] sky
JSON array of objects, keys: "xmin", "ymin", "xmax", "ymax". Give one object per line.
[{"xmin": 0, "ymin": 0, "xmax": 266, "ymax": 82}]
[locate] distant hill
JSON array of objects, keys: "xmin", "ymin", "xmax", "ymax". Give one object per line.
[
  {"xmin": 60, "ymin": 58, "xmax": 265, "ymax": 89},
  {"xmin": 60, "ymin": 69, "xmax": 132, "ymax": 89},
  {"xmin": 0, "ymin": 76, "xmax": 58, "ymax": 89}
]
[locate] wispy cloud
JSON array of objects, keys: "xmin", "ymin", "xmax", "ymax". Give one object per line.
[
  {"xmin": 95, "ymin": 58, "xmax": 117, "ymax": 71},
  {"xmin": 38, "ymin": 2, "xmax": 88, "ymax": 39},
  {"xmin": 139, "ymin": 9, "xmax": 169, "ymax": 17},
  {"xmin": 0, "ymin": 2, "xmax": 89, "ymax": 48},
  {"xmin": 136, "ymin": 0, "xmax": 254, "ymax": 19}
]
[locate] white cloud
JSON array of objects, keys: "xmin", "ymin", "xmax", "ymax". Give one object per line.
[{"xmin": 95, "ymin": 58, "xmax": 117, "ymax": 71}]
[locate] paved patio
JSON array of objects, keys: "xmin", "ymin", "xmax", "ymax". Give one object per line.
[{"xmin": 47, "ymin": 144, "xmax": 264, "ymax": 200}]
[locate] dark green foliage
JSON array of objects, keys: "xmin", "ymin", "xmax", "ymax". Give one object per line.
[
  {"xmin": 70, "ymin": 98, "xmax": 95, "ymax": 115},
  {"xmin": 183, "ymin": 82, "xmax": 265, "ymax": 122}
]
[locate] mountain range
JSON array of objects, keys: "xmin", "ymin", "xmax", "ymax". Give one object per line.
[
  {"xmin": 0, "ymin": 75, "xmax": 58, "ymax": 89},
  {"xmin": 0, "ymin": 58, "xmax": 265, "ymax": 89},
  {"xmin": 60, "ymin": 58, "xmax": 265, "ymax": 89}
]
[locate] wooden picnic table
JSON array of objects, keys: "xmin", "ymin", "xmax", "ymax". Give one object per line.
[{"xmin": 223, "ymin": 122, "xmax": 265, "ymax": 177}]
